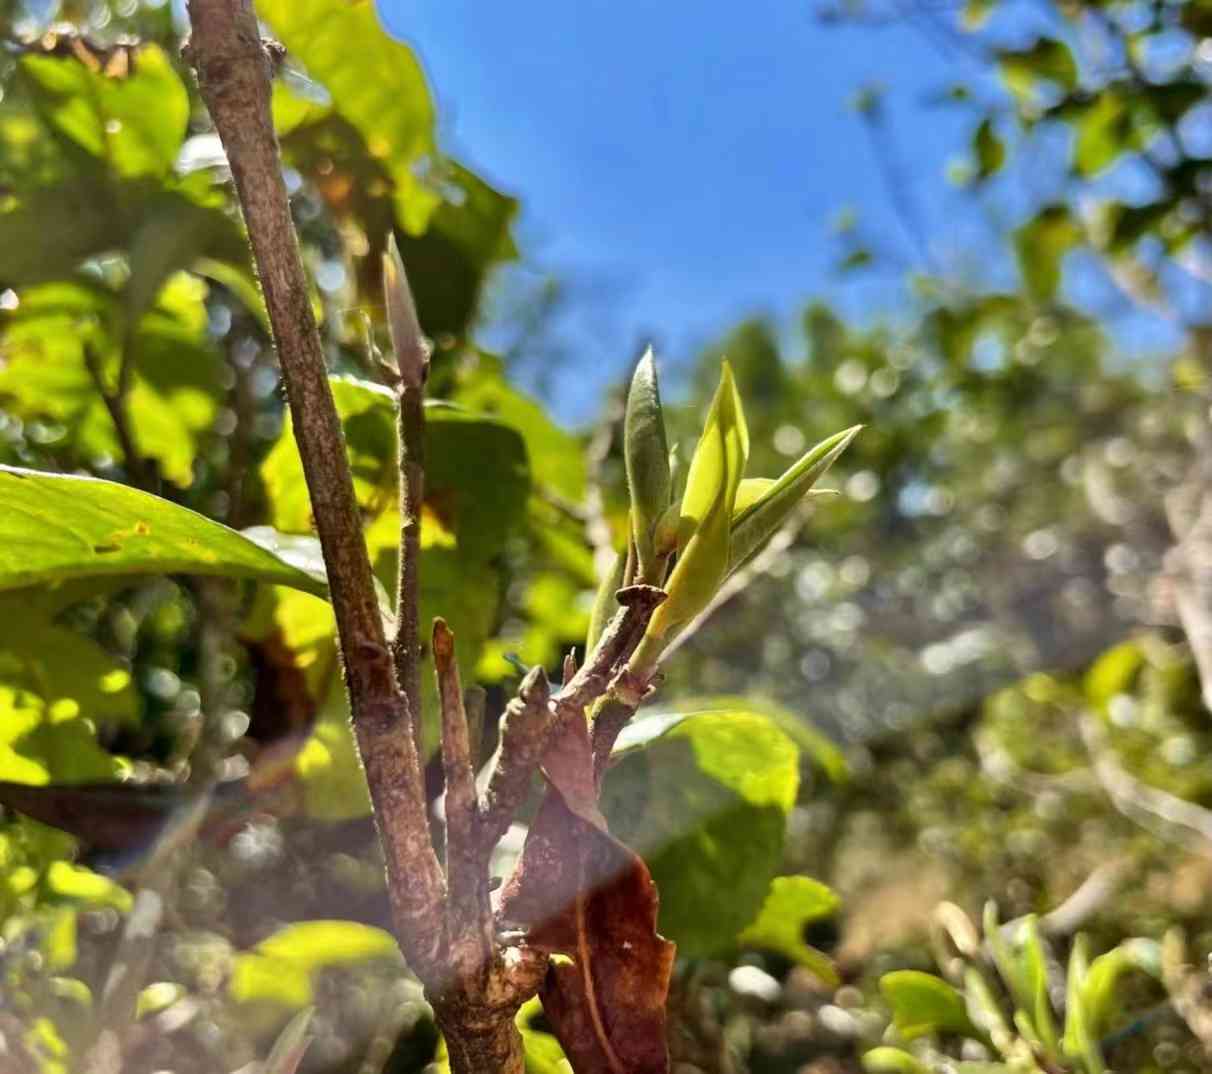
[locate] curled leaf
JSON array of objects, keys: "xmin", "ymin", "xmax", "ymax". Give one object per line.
[
  {"xmin": 383, "ymin": 232, "xmax": 427, "ymax": 387},
  {"xmin": 499, "ymin": 793, "xmax": 675, "ymax": 1074},
  {"xmin": 880, "ymin": 970, "xmax": 979, "ymax": 1041},
  {"xmin": 624, "ymin": 348, "xmax": 672, "ymax": 584},
  {"xmin": 728, "ymin": 424, "xmax": 860, "ymax": 574}
]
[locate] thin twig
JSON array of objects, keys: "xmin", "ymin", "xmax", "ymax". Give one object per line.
[
  {"xmin": 477, "ymin": 585, "xmax": 665, "ymax": 852},
  {"xmin": 82, "ymin": 342, "xmax": 152, "ymax": 490},
  {"xmin": 1081, "ymin": 712, "xmax": 1212, "ymax": 853},
  {"xmin": 477, "ymin": 665, "xmax": 553, "ymax": 855},
  {"xmin": 385, "ymin": 242, "xmax": 430, "ymax": 757},
  {"xmin": 184, "ymin": 0, "xmax": 446, "ymax": 979},
  {"xmin": 434, "ymin": 619, "xmax": 494, "ymax": 990}
]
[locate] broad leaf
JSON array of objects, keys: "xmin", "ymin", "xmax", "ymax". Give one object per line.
[
  {"xmin": 230, "ymin": 920, "xmax": 399, "ymax": 1009},
  {"xmin": 737, "ymin": 876, "xmax": 840, "ymax": 984},
  {"xmin": 880, "ymin": 970, "xmax": 979, "ymax": 1041},
  {"xmin": 1015, "ymin": 206, "xmax": 1081, "ymax": 302},
  {"xmin": 19, "ymin": 44, "xmax": 188, "ymax": 180},
  {"xmin": 0, "ymin": 467, "xmax": 327, "ymax": 597},
  {"xmin": 602, "ymin": 709, "xmax": 799, "ymax": 955},
  {"xmin": 256, "ymin": 0, "xmax": 440, "ymax": 233},
  {"xmin": 262, "ymin": 377, "xmax": 528, "ymax": 565}
]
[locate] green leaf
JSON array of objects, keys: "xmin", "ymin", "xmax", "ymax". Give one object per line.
[
  {"xmin": 0, "ymin": 583, "xmax": 137, "ymax": 729},
  {"xmin": 601, "ymin": 709, "xmax": 798, "ymax": 956},
  {"xmin": 1082, "ymin": 640, "xmax": 1143, "ymax": 709},
  {"xmin": 624, "ymin": 347, "xmax": 672, "ymax": 583},
  {"xmin": 973, "ymin": 118, "xmax": 1005, "ymax": 180},
  {"xmin": 19, "ymin": 44, "xmax": 189, "ymax": 179},
  {"xmin": 0, "ymin": 180, "xmax": 125, "ymax": 287},
  {"xmin": 256, "ymin": 0, "xmax": 441, "ymax": 233},
  {"xmin": 263, "ymin": 377, "xmax": 529, "ymax": 564},
  {"xmin": 614, "ymin": 695, "xmax": 847, "ymax": 783},
  {"xmin": 636, "ymin": 362, "xmax": 748, "ymax": 667},
  {"xmin": 1081, "ymin": 938, "xmax": 1161, "ymax": 1038},
  {"xmin": 737, "ymin": 876, "xmax": 840, "ymax": 984},
  {"xmin": 1014, "ymin": 206, "xmax": 1081, "ymax": 302},
  {"xmin": 0, "ymin": 681, "xmax": 123, "ymax": 788},
  {"xmin": 880, "ymin": 970, "xmax": 979, "ymax": 1041},
  {"xmin": 1000, "ymin": 39, "xmax": 1078, "ymax": 104},
  {"xmin": 963, "ymin": 967, "xmax": 1012, "ymax": 1045},
  {"xmin": 1073, "ymin": 91, "xmax": 1130, "ymax": 178},
  {"xmin": 1020, "ymin": 916, "xmax": 1060, "ymax": 1056},
  {"xmin": 0, "ymin": 467, "xmax": 328, "ymax": 597},
  {"xmin": 1062, "ymin": 934, "xmax": 1104, "ymax": 1074},
  {"xmin": 729, "ymin": 425, "xmax": 860, "ymax": 573},
  {"xmin": 0, "ymin": 274, "xmax": 229, "ymax": 486},
  {"xmin": 863, "ymin": 1047, "xmax": 931, "ymax": 1074},
  {"xmin": 230, "ymin": 920, "xmax": 399, "ymax": 1009},
  {"xmin": 452, "ymin": 355, "xmax": 586, "ymax": 502}
]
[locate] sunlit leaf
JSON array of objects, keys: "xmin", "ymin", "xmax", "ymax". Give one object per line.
[
  {"xmin": 230, "ymin": 920, "xmax": 399, "ymax": 1009},
  {"xmin": 737, "ymin": 876, "xmax": 839, "ymax": 984},
  {"xmin": 728, "ymin": 425, "xmax": 860, "ymax": 573},
  {"xmin": 256, "ymin": 0, "xmax": 440, "ymax": 233},
  {"xmin": 637, "ymin": 362, "xmax": 748, "ymax": 664},
  {"xmin": 863, "ymin": 1047, "xmax": 931, "ymax": 1074},
  {"xmin": 0, "ymin": 467, "xmax": 328, "ymax": 597},
  {"xmin": 1014, "ymin": 206, "xmax": 1081, "ymax": 301},
  {"xmin": 880, "ymin": 970, "xmax": 979, "ymax": 1041},
  {"xmin": 19, "ymin": 44, "xmax": 188, "ymax": 180},
  {"xmin": 602, "ymin": 708, "xmax": 798, "ymax": 955}
]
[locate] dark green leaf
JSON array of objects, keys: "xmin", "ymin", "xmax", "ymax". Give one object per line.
[{"xmin": 1014, "ymin": 206, "xmax": 1081, "ymax": 301}]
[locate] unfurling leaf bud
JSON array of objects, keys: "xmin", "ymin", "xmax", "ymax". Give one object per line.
[
  {"xmin": 632, "ymin": 361, "xmax": 748, "ymax": 674},
  {"xmin": 624, "ymin": 347, "xmax": 672, "ymax": 584},
  {"xmin": 382, "ymin": 232, "xmax": 429, "ymax": 389},
  {"xmin": 728, "ymin": 425, "xmax": 861, "ymax": 574}
]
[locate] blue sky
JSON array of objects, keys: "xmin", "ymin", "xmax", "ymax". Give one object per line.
[
  {"xmin": 377, "ymin": 2, "xmax": 1182, "ymax": 414},
  {"xmin": 377, "ymin": 1, "xmax": 994, "ymax": 409}
]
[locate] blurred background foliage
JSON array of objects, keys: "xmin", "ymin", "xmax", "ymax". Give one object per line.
[{"xmin": 0, "ymin": 0, "xmax": 1210, "ymax": 1072}]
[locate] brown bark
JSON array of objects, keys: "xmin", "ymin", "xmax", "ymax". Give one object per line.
[{"xmin": 184, "ymin": 0, "xmax": 446, "ymax": 982}]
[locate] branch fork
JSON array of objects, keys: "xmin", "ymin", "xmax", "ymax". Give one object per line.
[{"xmin": 185, "ymin": 6, "xmax": 669, "ymax": 1066}]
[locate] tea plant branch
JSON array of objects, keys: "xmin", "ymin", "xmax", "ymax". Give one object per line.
[
  {"xmin": 434, "ymin": 619, "xmax": 495, "ymax": 989},
  {"xmin": 82, "ymin": 341, "xmax": 152, "ymax": 491},
  {"xmin": 478, "ymin": 584, "xmax": 666, "ymax": 851},
  {"xmin": 1037, "ymin": 857, "xmax": 1131, "ymax": 937},
  {"xmin": 184, "ymin": 0, "xmax": 446, "ymax": 982},
  {"xmin": 384, "ymin": 239, "xmax": 429, "ymax": 757}
]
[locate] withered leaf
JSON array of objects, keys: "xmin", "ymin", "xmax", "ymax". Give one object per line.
[{"xmin": 500, "ymin": 791, "xmax": 675, "ymax": 1074}]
